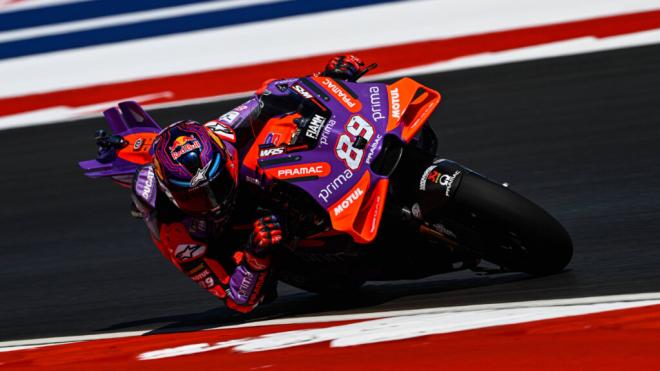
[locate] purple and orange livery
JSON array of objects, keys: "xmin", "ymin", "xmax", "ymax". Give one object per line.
[
  {"xmin": 80, "ymin": 76, "xmax": 440, "ymax": 244},
  {"xmin": 242, "ymin": 77, "xmax": 440, "ymax": 243}
]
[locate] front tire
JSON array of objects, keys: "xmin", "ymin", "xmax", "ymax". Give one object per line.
[{"xmin": 424, "ymin": 162, "xmax": 573, "ymax": 275}]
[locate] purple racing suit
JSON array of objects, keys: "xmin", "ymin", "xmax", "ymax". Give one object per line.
[{"xmin": 130, "ymin": 77, "xmax": 306, "ymax": 313}]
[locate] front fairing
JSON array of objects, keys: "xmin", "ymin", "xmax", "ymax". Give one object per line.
[{"xmin": 238, "ymin": 78, "xmax": 410, "ymax": 243}]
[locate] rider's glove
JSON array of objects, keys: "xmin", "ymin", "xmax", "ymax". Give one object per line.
[
  {"xmin": 248, "ymin": 215, "xmax": 283, "ymax": 257},
  {"xmin": 321, "ymin": 55, "xmax": 370, "ymax": 82}
]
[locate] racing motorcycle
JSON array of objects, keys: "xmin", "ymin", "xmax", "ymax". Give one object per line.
[{"xmin": 80, "ymin": 76, "xmax": 573, "ymax": 294}]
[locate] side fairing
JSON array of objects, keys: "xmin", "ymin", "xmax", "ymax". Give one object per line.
[
  {"xmin": 242, "ymin": 78, "xmax": 393, "ymax": 243},
  {"xmin": 240, "ymin": 77, "xmax": 441, "ymax": 243}
]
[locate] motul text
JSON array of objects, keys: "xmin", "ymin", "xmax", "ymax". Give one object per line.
[{"xmin": 334, "ymin": 187, "xmax": 364, "ymax": 216}]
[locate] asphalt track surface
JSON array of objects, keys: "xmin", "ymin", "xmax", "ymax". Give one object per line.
[{"xmin": 2, "ymin": 44, "xmax": 660, "ymax": 342}]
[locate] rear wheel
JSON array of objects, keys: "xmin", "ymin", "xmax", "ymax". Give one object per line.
[{"xmin": 422, "ymin": 162, "xmax": 573, "ymax": 275}]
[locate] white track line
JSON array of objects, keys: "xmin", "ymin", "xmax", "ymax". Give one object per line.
[
  {"xmin": 140, "ymin": 299, "xmax": 660, "ymax": 357},
  {"xmin": 1, "ymin": 292, "xmax": 659, "ymax": 352},
  {"xmin": 206, "ymin": 291, "xmax": 660, "ymax": 330}
]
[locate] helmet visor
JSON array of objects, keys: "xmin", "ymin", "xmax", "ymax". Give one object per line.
[{"xmin": 167, "ymin": 153, "xmax": 236, "ymax": 216}]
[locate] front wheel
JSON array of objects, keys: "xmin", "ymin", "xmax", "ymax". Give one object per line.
[{"xmin": 418, "ymin": 160, "xmax": 573, "ymax": 275}]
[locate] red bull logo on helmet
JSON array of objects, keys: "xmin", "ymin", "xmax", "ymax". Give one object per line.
[{"xmin": 169, "ymin": 135, "xmax": 201, "ymax": 161}]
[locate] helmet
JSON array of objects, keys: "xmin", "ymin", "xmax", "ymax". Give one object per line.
[{"xmin": 152, "ymin": 120, "xmax": 238, "ymax": 219}]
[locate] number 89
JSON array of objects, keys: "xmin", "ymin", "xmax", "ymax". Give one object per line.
[{"xmin": 336, "ymin": 116, "xmax": 374, "ymax": 170}]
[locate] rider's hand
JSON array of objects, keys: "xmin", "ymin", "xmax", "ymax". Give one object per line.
[
  {"xmin": 321, "ymin": 55, "xmax": 367, "ymax": 82},
  {"xmin": 249, "ymin": 215, "xmax": 283, "ymax": 256}
]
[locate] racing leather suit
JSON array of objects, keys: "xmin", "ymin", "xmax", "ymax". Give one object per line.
[{"xmin": 131, "ymin": 55, "xmax": 369, "ymax": 313}]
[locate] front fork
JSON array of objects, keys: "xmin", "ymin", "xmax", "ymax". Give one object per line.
[
  {"xmin": 401, "ymin": 159, "xmax": 484, "ymax": 269},
  {"xmin": 400, "ymin": 205, "xmax": 459, "ymax": 248}
]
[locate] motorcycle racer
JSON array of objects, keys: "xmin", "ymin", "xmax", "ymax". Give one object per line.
[{"xmin": 129, "ymin": 55, "xmax": 372, "ymax": 313}]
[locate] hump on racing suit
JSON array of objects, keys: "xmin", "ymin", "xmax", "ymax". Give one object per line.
[{"xmin": 79, "ymin": 101, "xmax": 162, "ymax": 186}]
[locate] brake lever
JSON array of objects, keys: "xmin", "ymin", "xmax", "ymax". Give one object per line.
[
  {"xmin": 95, "ymin": 129, "xmax": 128, "ymax": 163},
  {"xmin": 355, "ymin": 63, "xmax": 378, "ymax": 81}
]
